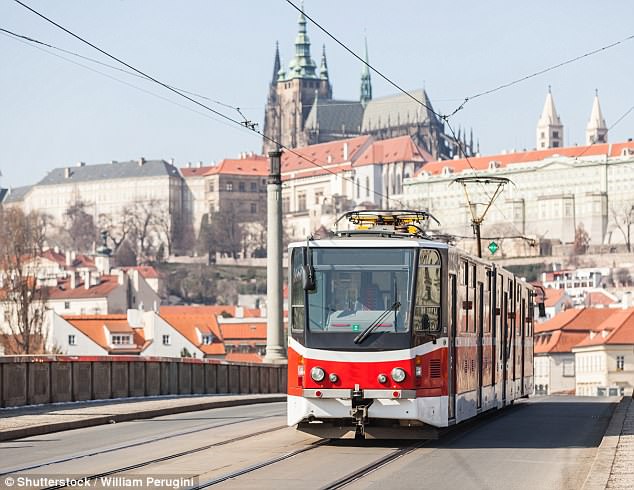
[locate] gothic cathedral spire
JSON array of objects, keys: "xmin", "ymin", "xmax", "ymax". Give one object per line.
[
  {"xmin": 360, "ymin": 36, "xmax": 372, "ymax": 107},
  {"xmin": 586, "ymin": 89, "xmax": 608, "ymax": 145},
  {"xmin": 536, "ymin": 86, "xmax": 564, "ymax": 149},
  {"xmin": 319, "ymin": 44, "xmax": 329, "ymax": 80},
  {"xmin": 287, "ymin": 4, "xmax": 317, "ymax": 79},
  {"xmin": 271, "ymin": 41, "xmax": 281, "ymax": 83}
]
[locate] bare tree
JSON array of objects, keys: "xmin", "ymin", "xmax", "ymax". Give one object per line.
[
  {"xmin": 610, "ymin": 203, "xmax": 634, "ymax": 252},
  {"xmin": 98, "ymin": 212, "xmax": 132, "ymax": 253},
  {"xmin": 574, "ymin": 223, "xmax": 590, "ymax": 255},
  {"xmin": 198, "ymin": 210, "xmax": 243, "ymax": 260},
  {"xmin": 0, "ymin": 208, "xmax": 48, "ymax": 354},
  {"xmin": 63, "ymin": 198, "xmax": 96, "ymax": 252}
]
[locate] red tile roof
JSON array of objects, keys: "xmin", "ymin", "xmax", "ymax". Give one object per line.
[
  {"xmin": 534, "ymin": 330, "xmax": 588, "ymax": 354},
  {"xmin": 205, "ymin": 156, "xmax": 268, "ymax": 177},
  {"xmin": 63, "ymin": 315, "xmax": 146, "ymax": 353},
  {"xmin": 543, "ymin": 287, "xmax": 568, "ymax": 308},
  {"xmin": 225, "ymin": 352, "xmax": 263, "ymax": 363},
  {"xmin": 47, "ymin": 275, "xmax": 120, "ymax": 300},
  {"xmin": 575, "ymin": 308, "xmax": 634, "ymax": 347},
  {"xmin": 585, "ymin": 290, "xmax": 618, "ymax": 306},
  {"xmin": 534, "ymin": 308, "xmax": 616, "ymax": 334},
  {"xmin": 281, "ymin": 135, "xmax": 371, "ymax": 175},
  {"xmin": 180, "ymin": 166, "xmax": 216, "ymax": 177},
  {"xmin": 159, "ymin": 307, "xmax": 226, "ymax": 356},
  {"xmin": 354, "ymin": 135, "xmax": 431, "ymax": 166},
  {"xmin": 416, "ymin": 140, "xmax": 634, "ymax": 177},
  {"xmin": 219, "ymin": 322, "xmax": 267, "ymax": 341}
]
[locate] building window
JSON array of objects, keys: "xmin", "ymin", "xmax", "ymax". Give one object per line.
[
  {"xmin": 226, "ymin": 182, "xmax": 233, "ymax": 192},
  {"xmin": 314, "ymin": 189, "xmax": 324, "ymax": 205},
  {"xmin": 282, "ymin": 196, "xmax": 290, "ymax": 213},
  {"xmin": 553, "ymin": 131, "xmax": 559, "ymax": 139},
  {"xmin": 111, "ymin": 334, "xmax": 132, "ymax": 345},
  {"xmin": 68, "ymin": 334, "xmax": 76, "ymax": 346},
  {"xmin": 162, "ymin": 335, "xmax": 171, "ymax": 345},
  {"xmin": 562, "ymin": 359, "xmax": 575, "ymax": 377},
  {"xmin": 617, "ymin": 355, "xmax": 625, "ymax": 371},
  {"xmin": 250, "ymin": 203, "xmax": 257, "ymax": 214},
  {"xmin": 250, "ymin": 182, "xmax": 257, "ymax": 192},
  {"xmin": 64, "ymin": 301, "xmax": 71, "ymax": 310},
  {"xmin": 297, "ymin": 192, "xmax": 307, "ymax": 211},
  {"xmin": 365, "ymin": 177, "xmax": 370, "ymax": 197},
  {"xmin": 239, "ymin": 182, "xmax": 245, "ymax": 192},
  {"xmin": 208, "ymin": 182, "xmax": 214, "ymax": 192},
  {"xmin": 202, "ymin": 334, "xmax": 213, "ymax": 345}
]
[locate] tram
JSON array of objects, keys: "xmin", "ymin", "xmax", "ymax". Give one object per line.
[{"xmin": 287, "ymin": 210, "xmax": 538, "ymax": 439}]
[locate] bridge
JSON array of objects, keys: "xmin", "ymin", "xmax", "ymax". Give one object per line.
[{"xmin": 0, "ymin": 358, "xmax": 631, "ymax": 489}]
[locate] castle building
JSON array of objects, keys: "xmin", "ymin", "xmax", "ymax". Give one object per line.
[{"xmin": 262, "ymin": 8, "xmax": 473, "ymax": 160}]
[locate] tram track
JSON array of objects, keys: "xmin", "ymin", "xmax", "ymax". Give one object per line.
[
  {"xmin": 321, "ymin": 441, "xmax": 427, "ymax": 490},
  {"xmin": 40, "ymin": 423, "xmax": 289, "ymax": 490},
  {"xmin": 192, "ymin": 438, "xmax": 331, "ymax": 488},
  {"xmin": 1, "ymin": 413, "xmax": 284, "ymax": 477}
]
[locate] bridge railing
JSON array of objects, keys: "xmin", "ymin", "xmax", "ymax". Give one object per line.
[{"xmin": 0, "ymin": 356, "xmax": 287, "ymax": 408}]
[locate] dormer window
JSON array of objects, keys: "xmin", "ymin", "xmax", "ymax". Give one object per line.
[
  {"xmin": 202, "ymin": 334, "xmax": 214, "ymax": 345},
  {"xmin": 111, "ymin": 334, "xmax": 132, "ymax": 345},
  {"xmin": 442, "ymin": 166, "xmax": 453, "ymax": 176},
  {"xmin": 488, "ymin": 160, "xmax": 501, "ymax": 170}
]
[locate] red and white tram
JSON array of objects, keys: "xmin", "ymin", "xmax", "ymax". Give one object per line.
[{"xmin": 287, "ymin": 210, "xmax": 537, "ymax": 439}]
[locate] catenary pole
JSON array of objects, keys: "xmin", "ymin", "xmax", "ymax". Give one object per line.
[{"xmin": 264, "ymin": 148, "xmax": 287, "ymax": 363}]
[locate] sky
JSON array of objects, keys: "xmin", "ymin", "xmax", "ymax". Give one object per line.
[{"xmin": 1, "ymin": 0, "xmax": 633, "ymax": 188}]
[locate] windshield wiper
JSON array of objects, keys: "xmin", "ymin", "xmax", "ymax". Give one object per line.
[{"xmin": 353, "ymin": 301, "xmax": 401, "ymax": 344}]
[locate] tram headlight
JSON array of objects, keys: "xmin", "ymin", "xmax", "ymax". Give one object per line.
[
  {"xmin": 311, "ymin": 366, "xmax": 326, "ymax": 382},
  {"xmin": 391, "ymin": 367, "xmax": 407, "ymax": 383},
  {"xmin": 328, "ymin": 373, "xmax": 338, "ymax": 383}
]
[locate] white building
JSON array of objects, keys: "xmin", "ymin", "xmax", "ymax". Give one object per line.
[
  {"xmin": 573, "ymin": 307, "xmax": 634, "ymax": 396},
  {"xmin": 281, "ymin": 134, "xmax": 429, "ymax": 240},
  {"xmin": 401, "ymin": 91, "xmax": 634, "ymax": 251}
]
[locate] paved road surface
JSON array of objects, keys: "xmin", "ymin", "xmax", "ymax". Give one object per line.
[{"xmin": 0, "ymin": 396, "xmax": 616, "ymax": 489}]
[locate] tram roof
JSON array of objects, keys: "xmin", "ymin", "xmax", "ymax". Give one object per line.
[{"xmin": 288, "ymin": 237, "xmax": 449, "ymax": 249}]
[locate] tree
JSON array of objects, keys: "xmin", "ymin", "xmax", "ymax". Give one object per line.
[
  {"xmin": 573, "ymin": 223, "xmax": 590, "ymax": 255},
  {"xmin": 98, "ymin": 212, "xmax": 132, "ymax": 254},
  {"xmin": 63, "ymin": 198, "xmax": 96, "ymax": 252},
  {"xmin": 0, "ymin": 208, "xmax": 48, "ymax": 354},
  {"xmin": 198, "ymin": 210, "xmax": 243, "ymax": 260},
  {"xmin": 610, "ymin": 203, "xmax": 634, "ymax": 252}
]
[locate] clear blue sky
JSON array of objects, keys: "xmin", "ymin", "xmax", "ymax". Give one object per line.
[{"xmin": 1, "ymin": 0, "xmax": 633, "ymax": 187}]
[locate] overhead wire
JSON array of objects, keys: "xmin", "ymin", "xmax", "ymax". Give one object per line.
[
  {"xmin": 9, "ymin": 0, "xmax": 401, "ymax": 206},
  {"xmin": 283, "ymin": 0, "xmax": 444, "ymax": 121},
  {"xmin": 449, "ymin": 33, "xmax": 634, "ymax": 118},
  {"xmin": 573, "ymin": 102, "xmax": 634, "ymax": 159},
  {"xmin": 281, "ymin": 0, "xmax": 532, "ymax": 238},
  {"xmin": 0, "ymin": 29, "xmax": 243, "ymax": 133}
]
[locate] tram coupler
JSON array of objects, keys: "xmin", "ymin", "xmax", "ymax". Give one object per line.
[{"xmin": 350, "ymin": 385, "xmax": 373, "ymax": 440}]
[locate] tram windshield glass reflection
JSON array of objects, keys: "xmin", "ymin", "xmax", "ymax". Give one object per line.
[{"xmin": 307, "ymin": 248, "xmax": 415, "ymax": 334}]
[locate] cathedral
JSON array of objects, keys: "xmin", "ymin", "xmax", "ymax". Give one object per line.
[{"xmin": 262, "ymin": 9, "xmax": 474, "ymax": 160}]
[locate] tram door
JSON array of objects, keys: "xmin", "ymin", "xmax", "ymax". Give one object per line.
[
  {"xmin": 501, "ymin": 287, "xmax": 508, "ymax": 403},
  {"xmin": 477, "ymin": 281, "xmax": 484, "ymax": 410},
  {"xmin": 448, "ymin": 274, "xmax": 457, "ymax": 421}
]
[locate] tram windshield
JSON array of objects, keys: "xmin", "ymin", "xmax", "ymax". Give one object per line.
[{"xmin": 306, "ymin": 248, "xmax": 415, "ymax": 335}]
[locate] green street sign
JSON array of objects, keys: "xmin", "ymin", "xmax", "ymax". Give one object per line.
[{"xmin": 488, "ymin": 241, "xmax": 499, "ymax": 255}]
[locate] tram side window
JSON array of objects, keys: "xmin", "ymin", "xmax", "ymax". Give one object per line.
[
  {"xmin": 290, "ymin": 248, "xmax": 305, "ymax": 331},
  {"xmin": 413, "ymin": 249, "xmax": 442, "ymax": 333}
]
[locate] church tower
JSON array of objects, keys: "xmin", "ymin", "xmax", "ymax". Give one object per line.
[
  {"xmin": 586, "ymin": 89, "xmax": 608, "ymax": 145},
  {"xmin": 262, "ymin": 7, "xmax": 332, "ymax": 153},
  {"xmin": 536, "ymin": 86, "xmax": 564, "ymax": 149},
  {"xmin": 360, "ymin": 37, "xmax": 372, "ymax": 107}
]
